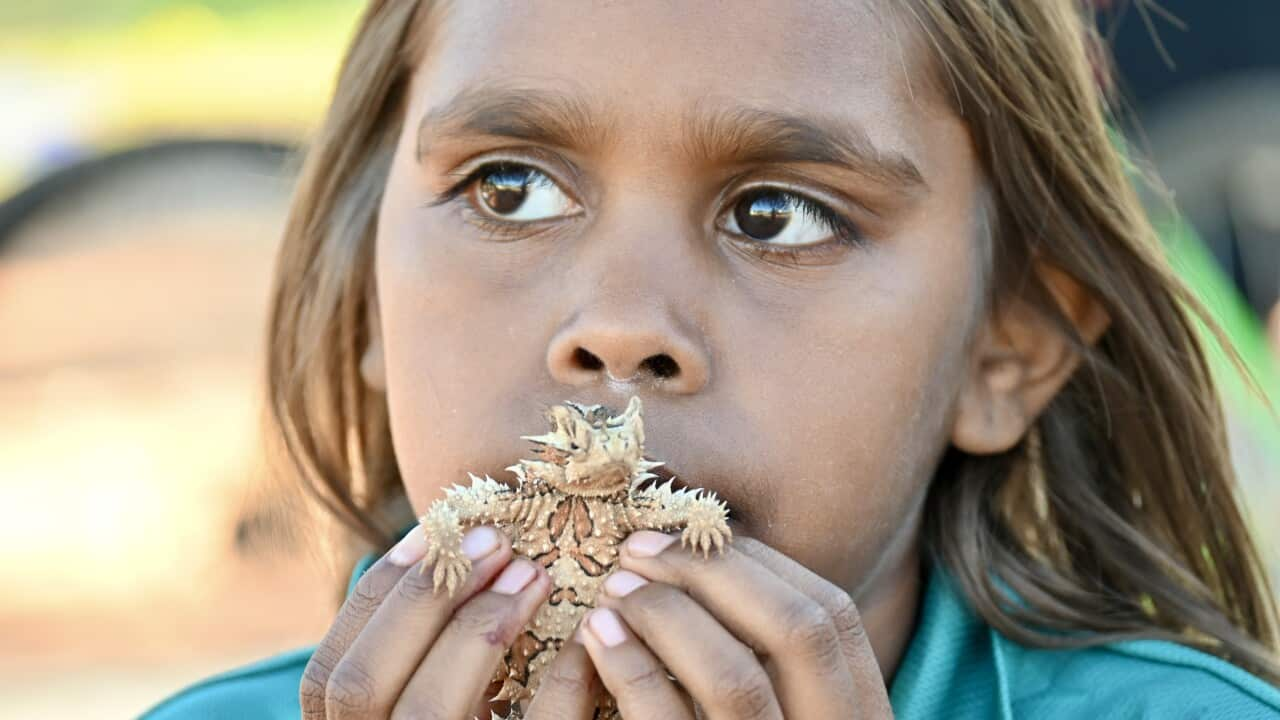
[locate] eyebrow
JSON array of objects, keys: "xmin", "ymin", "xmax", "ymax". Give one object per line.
[
  {"xmin": 416, "ymin": 85, "xmax": 927, "ymax": 191},
  {"xmin": 683, "ymin": 97, "xmax": 927, "ymax": 190},
  {"xmin": 417, "ymin": 83, "xmax": 613, "ymax": 159}
]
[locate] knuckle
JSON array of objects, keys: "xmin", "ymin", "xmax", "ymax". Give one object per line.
[
  {"xmin": 778, "ymin": 597, "xmax": 841, "ymax": 664},
  {"xmin": 617, "ymin": 661, "xmax": 668, "ymax": 696},
  {"xmin": 394, "ymin": 565, "xmax": 441, "ymax": 603},
  {"xmin": 299, "ymin": 655, "xmax": 334, "ymax": 717},
  {"xmin": 312, "ymin": 613, "xmax": 365, "ymax": 673},
  {"xmin": 623, "ymin": 583, "xmax": 684, "ymax": 626},
  {"xmin": 540, "ymin": 656, "xmax": 594, "ymax": 697},
  {"xmin": 828, "ymin": 588, "xmax": 867, "ymax": 642},
  {"xmin": 345, "ymin": 582, "xmax": 385, "ymax": 617},
  {"xmin": 327, "ymin": 660, "xmax": 379, "ymax": 715},
  {"xmin": 344, "ymin": 564, "xmax": 400, "ymax": 615},
  {"xmin": 451, "ymin": 593, "xmax": 517, "ymax": 644},
  {"xmin": 712, "ymin": 661, "xmax": 775, "ymax": 718}
]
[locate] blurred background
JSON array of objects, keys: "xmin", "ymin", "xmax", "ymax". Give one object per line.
[{"xmin": 0, "ymin": 1, "xmax": 1277, "ymax": 717}]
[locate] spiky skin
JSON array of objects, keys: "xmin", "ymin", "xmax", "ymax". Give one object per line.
[{"xmin": 417, "ymin": 395, "xmax": 732, "ymax": 719}]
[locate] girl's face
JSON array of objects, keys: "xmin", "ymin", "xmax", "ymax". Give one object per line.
[{"xmin": 370, "ymin": 0, "xmax": 984, "ymax": 600}]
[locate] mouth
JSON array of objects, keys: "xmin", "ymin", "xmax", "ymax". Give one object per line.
[{"xmin": 643, "ymin": 459, "xmax": 752, "ymax": 530}]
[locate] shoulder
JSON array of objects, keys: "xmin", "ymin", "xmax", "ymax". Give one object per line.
[
  {"xmin": 998, "ymin": 635, "xmax": 1280, "ymax": 719},
  {"xmin": 138, "ymin": 645, "xmax": 315, "ymax": 720}
]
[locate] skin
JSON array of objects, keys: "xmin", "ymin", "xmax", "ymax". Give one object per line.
[{"xmin": 301, "ymin": 1, "xmax": 1106, "ymax": 717}]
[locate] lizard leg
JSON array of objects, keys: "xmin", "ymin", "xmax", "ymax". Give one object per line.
[
  {"xmin": 419, "ymin": 500, "xmax": 472, "ymax": 596},
  {"xmin": 678, "ymin": 490, "xmax": 732, "ymax": 559},
  {"xmin": 625, "ymin": 482, "xmax": 732, "ymax": 559},
  {"xmin": 420, "ymin": 471, "xmax": 528, "ymax": 596}
]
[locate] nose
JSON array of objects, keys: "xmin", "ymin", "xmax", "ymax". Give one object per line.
[
  {"xmin": 546, "ymin": 312, "xmax": 710, "ymax": 394},
  {"xmin": 545, "ymin": 188, "xmax": 713, "ymax": 395}
]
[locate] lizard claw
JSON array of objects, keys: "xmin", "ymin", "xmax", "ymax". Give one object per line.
[
  {"xmin": 428, "ymin": 550, "xmax": 471, "ymax": 597},
  {"xmin": 418, "ymin": 501, "xmax": 472, "ymax": 596},
  {"xmin": 680, "ymin": 492, "xmax": 732, "ymax": 559},
  {"xmin": 680, "ymin": 523, "xmax": 731, "ymax": 559}
]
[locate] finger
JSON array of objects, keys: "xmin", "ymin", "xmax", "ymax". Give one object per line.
[
  {"xmin": 597, "ymin": 581, "xmax": 782, "ymax": 720},
  {"xmin": 616, "ymin": 532, "xmax": 860, "ymax": 716},
  {"xmin": 303, "ymin": 525, "xmax": 511, "ymax": 720},
  {"xmin": 522, "ymin": 634, "xmax": 600, "ymax": 720},
  {"xmin": 300, "ymin": 525, "xmax": 444, "ymax": 719},
  {"xmin": 578, "ymin": 608, "xmax": 696, "ymax": 720},
  {"xmin": 724, "ymin": 535, "xmax": 889, "ymax": 712},
  {"xmin": 393, "ymin": 558, "xmax": 552, "ymax": 720}
]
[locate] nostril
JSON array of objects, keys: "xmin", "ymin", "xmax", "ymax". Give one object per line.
[
  {"xmin": 641, "ymin": 353, "xmax": 680, "ymax": 379},
  {"xmin": 572, "ymin": 347, "xmax": 604, "ymax": 371}
]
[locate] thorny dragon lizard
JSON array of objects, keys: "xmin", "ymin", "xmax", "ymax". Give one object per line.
[{"xmin": 416, "ymin": 395, "xmax": 732, "ymax": 719}]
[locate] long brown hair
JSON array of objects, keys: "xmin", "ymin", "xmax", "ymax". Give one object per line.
[{"xmin": 263, "ymin": 0, "xmax": 1280, "ymax": 682}]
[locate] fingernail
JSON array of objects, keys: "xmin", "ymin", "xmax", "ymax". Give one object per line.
[
  {"xmin": 625, "ymin": 531, "xmax": 676, "ymax": 558},
  {"xmin": 461, "ymin": 526, "xmax": 500, "ymax": 560},
  {"xmin": 588, "ymin": 608, "xmax": 627, "ymax": 648},
  {"xmin": 386, "ymin": 525, "xmax": 428, "ymax": 566},
  {"xmin": 604, "ymin": 570, "xmax": 649, "ymax": 598},
  {"xmin": 492, "ymin": 559, "xmax": 537, "ymax": 595}
]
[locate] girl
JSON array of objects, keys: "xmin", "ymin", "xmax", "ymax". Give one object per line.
[{"xmin": 142, "ymin": 1, "xmax": 1280, "ymax": 718}]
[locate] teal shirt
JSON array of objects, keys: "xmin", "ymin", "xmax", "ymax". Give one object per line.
[{"xmin": 140, "ymin": 551, "xmax": 1280, "ymax": 719}]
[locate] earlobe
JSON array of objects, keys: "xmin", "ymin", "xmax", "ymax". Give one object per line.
[
  {"xmin": 360, "ymin": 292, "xmax": 387, "ymax": 393},
  {"xmin": 951, "ymin": 264, "xmax": 1110, "ymax": 455},
  {"xmin": 950, "ymin": 320, "xmax": 1035, "ymax": 455}
]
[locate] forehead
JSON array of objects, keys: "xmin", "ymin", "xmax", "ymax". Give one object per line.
[{"xmin": 411, "ymin": 0, "xmax": 940, "ymax": 165}]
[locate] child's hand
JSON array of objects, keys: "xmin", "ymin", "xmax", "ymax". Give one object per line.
[
  {"xmin": 298, "ymin": 525, "xmax": 554, "ymax": 719},
  {"xmin": 532, "ymin": 530, "xmax": 896, "ymax": 719}
]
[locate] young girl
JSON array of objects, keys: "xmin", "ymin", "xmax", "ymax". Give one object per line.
[{"xmin": 142, "ymin": 1, "xmax": 1280, "ymax": 717}]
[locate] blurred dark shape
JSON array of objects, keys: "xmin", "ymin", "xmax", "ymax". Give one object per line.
[
  {"xmin": 0, "ymin": 138, "xmax": 294, "ymax": 248},
  {"xmin": 0, "ymin": 137, "xmax": 340, "ymax": 716},
  {"xmin": 1099, "ymin": 0, "xmax": 1280, "ymax": 319},
  {"xmin": 0, "ymin": 138, "xmax": 311, "ymax": 563}
]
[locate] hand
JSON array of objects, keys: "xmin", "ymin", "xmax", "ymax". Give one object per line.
[
  {"xmin": 531, "ymin": 529, "xmax": 896, "ymax": 719},
  {"xmin": 298, "ymin": 524, "xmax": 554, "ymax": 719}
]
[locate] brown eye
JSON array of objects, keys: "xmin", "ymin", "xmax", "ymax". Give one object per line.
[
  {"xmin": 733, "ymin": 189, "xmax": 793, "ymax": 240},
  {"xmin": 478, "ymin": 165, "xmax": 535, "ymax": 215},
  {"xmin": 469, "ymin": 162, "xmax": 580, "ymax": 222},
  {"xmin": 723, "ymin": 187, "xmax": 858, "ymax": 248}
]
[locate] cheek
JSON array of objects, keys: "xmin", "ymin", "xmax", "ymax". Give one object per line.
[
  {"xmin": 373, "ymin": 159, "xmax": 552, "ymax": 509},
  {"xmin": 370, "ymin": 95, "xmax": 983, "ymax": 592},
  {"xmin": 726, "ymin": 203, "xmax": 981, "ymax": 588}
]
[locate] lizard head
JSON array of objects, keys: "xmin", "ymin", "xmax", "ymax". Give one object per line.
[{"xmin": 518, "ymin": 396, "xmax": 664, "ymax": 496}]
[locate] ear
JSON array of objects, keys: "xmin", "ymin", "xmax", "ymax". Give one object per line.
[
  {"xmin": 359, "ymin": 289, "xmax": 387, "ymax": 393},
  {"xmin": 951, "ymin": 264, "xmax": 1110, "ymax": 455}
]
